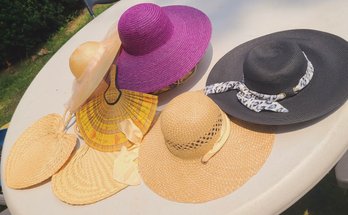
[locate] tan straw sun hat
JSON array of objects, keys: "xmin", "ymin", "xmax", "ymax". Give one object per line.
[
  {"xmin": 52, "ymin": 145, "xmax": 128, "ymax": 205},
  {"xmin": 5, "ymin": 114, "xmax": 77, "ymax": 189},
  {"xmin": 139, "ymin": 91, "xmax": 275, "ymax": 203}
]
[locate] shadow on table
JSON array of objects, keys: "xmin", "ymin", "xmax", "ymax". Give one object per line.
[
  {"xmin": 157, "ymin": 43, "xmax": 214, "ymax": 109},
  {"xmin": 282, "ymin": 169, "xmax": 348, "ymax": 215},
  {"xmin": 273, "ymin": 105, "xmax": 343, "ymax": 134},
  {"xmin": 229, "ymin": 103, "xmax": 344, "ymax": 134},
  {"xmin": 228, "ymin": 99, "xmax": 348, "ymax": 215}
]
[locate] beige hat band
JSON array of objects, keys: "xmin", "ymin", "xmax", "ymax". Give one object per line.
[
  {"xmin": 201, "ymin": 111, "xmax": 231, "ymax": 163},
  {"xmin": 150, "ymin": 65, "xmax": 197, "ymax": 95}
]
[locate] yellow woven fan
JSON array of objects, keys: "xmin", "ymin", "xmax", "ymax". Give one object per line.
[{"xmin": 76, "ymin": 65, "xmax": 158, "ymax": 152}]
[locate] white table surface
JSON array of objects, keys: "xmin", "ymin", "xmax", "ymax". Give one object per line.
[{"xmin": 2, "ymin": 0, "xmax": 348, "ymax": 214}]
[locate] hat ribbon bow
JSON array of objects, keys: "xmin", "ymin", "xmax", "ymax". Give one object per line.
[{"xmin": 204, "ymin": 51, "xmax": 314, "ymax": 113}]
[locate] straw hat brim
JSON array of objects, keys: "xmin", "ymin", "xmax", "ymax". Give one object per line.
[
  {"xmin": 67, "ymin": 30, "xmax": 120, "ymax": 113},
  {"xmin": 52, "ymin": 145, "xmax": 128, "ymax": 205},
  {"xmin": 76, "ymin": 90, "xmax": 157, "ymax": 152},
  {"xmin": 138, "ymin": 117, "xmax": 274, "ymax": 203},
  {"xmin": 206, "ymin": 29, "xmax": 348, "ymax": 125},
  {"xmin": 117, "ymin": 5, "xmax": 212, "ymax": 93},
  {"xmin": 5, "ymin": 114, "xmax": 77, "ymax": 189}
]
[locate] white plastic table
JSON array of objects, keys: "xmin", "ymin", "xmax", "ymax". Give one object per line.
[{"xmin": 2, "ymin": 0, "xmax": 348, "ymax": 214}]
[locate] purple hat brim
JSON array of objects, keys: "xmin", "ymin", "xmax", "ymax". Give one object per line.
[{"xmin": 117, "ymin": 5, "xmax": 212, "ymax": 93}]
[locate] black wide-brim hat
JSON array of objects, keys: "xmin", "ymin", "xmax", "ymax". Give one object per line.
[{"xmin": 206, "ymin": 29, "xmax": 348, "ymax": 125}]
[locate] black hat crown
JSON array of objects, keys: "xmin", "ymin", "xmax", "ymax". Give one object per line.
[{"xmin": 243, "ymin": 41, "xmax": 307, "ymax": 95}]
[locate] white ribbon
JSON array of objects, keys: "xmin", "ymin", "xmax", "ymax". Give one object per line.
[
  {"xmin": 201, "ymin": 112, "xmax": 230, "ymax": 163},
  {"xmin": 113, "ymin": 146, "xmax": 141, "ymax": 186},
  {"xmin": 118, "ymin": 118, "xmax": 144, "ymax": 144},
  {"xmin": 204, "ymin": 51, "xmax": 314, "ymax": 113}
]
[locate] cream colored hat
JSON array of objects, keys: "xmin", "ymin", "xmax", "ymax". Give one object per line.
[
  {"xmin": 139, "ymin": 91, "xmax": 274, "ymax": 203},
  {"xmin": 51, "ymin": 145, "xmax": 128, "ymax": 205},
  {"xmin": 66, "ymin": 27, "xmax": 121, "ymax": 113},
  {"xmin": 5, "ymin": 114, "xmax": 77, "ymax": 189}
]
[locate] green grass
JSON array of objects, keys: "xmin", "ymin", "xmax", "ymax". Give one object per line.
[
  {"xmin": 0, "ymin": 4, "xmax": 111, "ymax": 127},
  {"xmin": 0, "ymin": 5, "xmax": 111, "ymax": 212}
]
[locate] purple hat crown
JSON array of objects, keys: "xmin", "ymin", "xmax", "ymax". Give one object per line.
[
  {"xmin": 118, "ymin": 3, "xmax": 174, "ymax": 56},
  {"xmin": 116, "ymin": 3, "xmax": 212, "ymax": 93}
]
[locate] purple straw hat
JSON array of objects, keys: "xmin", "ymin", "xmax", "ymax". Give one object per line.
[{"xmin": 116, "ymin": 3, "xmax": 212, "ymax": 93}]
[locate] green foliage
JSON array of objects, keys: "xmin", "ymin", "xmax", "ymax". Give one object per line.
[
  {"xmin": 0, "ymin": 4, "xmax": 111, "ymax": 126},
  {"xmin": 0, "ymin": 0, "xmax": 84, "ymax": 68}
]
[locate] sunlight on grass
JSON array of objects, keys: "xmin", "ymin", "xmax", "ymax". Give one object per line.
[{"xmin": 0, "ymin": 5, "xmax": 111, "ymax": 126}]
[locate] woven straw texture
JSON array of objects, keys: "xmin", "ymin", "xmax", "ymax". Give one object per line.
[
  {"xmin": 5, "ymin": 114, "xmax": 77, "ymax": 189},
  {"xmin": 117, "ymin": 3, "xmax": 212, "ymax": 93},
  {"xmin": 151, "ymin": 67, "xmax": 196, "ymax": 95},
  {"xmin": 76, "ymin": 89, "xmax": 157, "ymax": 152},
  {"xmin": 67, "ymin": 28, "xmax": 121, "ymax": 113},
  {"xmin": 52, "ymin": 145, "xmax": 127, "ymax": 205},
  {"xmin": 139, "ymin": 91, "xmax": 274, "ymax": 203}
]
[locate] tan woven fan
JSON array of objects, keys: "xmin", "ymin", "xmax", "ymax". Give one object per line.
[
  {"xmin": 52, "ymin": 145, "xmax": 128, "ymax": 205},
  {"xmin": 5, "ymin": 113, "xmax": 77, "ymax": 189}
]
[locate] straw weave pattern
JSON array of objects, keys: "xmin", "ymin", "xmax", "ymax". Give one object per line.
[
  {"xmin": 151, "ymin": 67, "xmax": 195, "ymax": 94},
  {"xmin": 76, "ymin": 90, "xmax": 157, "ymax": 152},
  {"xmin": 139, "ymin": 92, "xmax": 275, "ymax": 203},
  {"xmin": 117, "ymin": 5, "xmax": 212, "ymax": 93},
  {"xmin": 160, "ymin": 91, "xmax": 222, "ymax": 159},
  {"xmin": 166, "ymin": 117, "xmax": 222, "ymax": 151},
  {"xmin": 5, "ymin": 114, "xmax": 77, "ymax": 189},
  {"xmin": 52, "ymin": 145, "xmax": 127, "ymax": 205},
  {"xmin": 118, "ymin": 3, "xmax": 174, "ymax": 56}
]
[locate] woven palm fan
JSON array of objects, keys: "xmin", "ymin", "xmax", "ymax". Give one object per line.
[
  {"xmin": 51, "ymin": 145, "xmax": 128, "ymax": 205},
  {"xmin": 5, "ymin": 27, "xmax": 121, "ymax": 189},
  {"xmin": 76, "ymin": 65, "xmax": 158, "ymax": 152},
  {"xmin": 5, "ymin": 113, "xmax": 77, "ymax": 189}
]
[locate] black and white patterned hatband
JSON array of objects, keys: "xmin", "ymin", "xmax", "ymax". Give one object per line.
[{"xmin": 204, "ymin": 52, "xmax": 314, "ymax": 113}]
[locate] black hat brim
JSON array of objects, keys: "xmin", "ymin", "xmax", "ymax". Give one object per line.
[{"xmin": 206, "ymin": 29, "xmax": 348, "ymax": 125}]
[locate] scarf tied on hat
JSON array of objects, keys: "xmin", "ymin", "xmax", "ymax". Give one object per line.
[{"xmin": 204, "ymin": 52, "xmax": 314, "ymax": 113}]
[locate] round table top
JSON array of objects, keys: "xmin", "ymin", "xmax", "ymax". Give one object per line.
[{"xmin": 2, "ymin": 0, "xmax": 348, "ymax": 214}]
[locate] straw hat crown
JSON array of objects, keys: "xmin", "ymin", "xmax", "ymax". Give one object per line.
[
  {"xmin": 118, "ymin": 3, "xmax": 174, "ymax": 56},
  {"xmin": 160, "ymin": 92, "xmax": 223, "ymax": 159}
]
